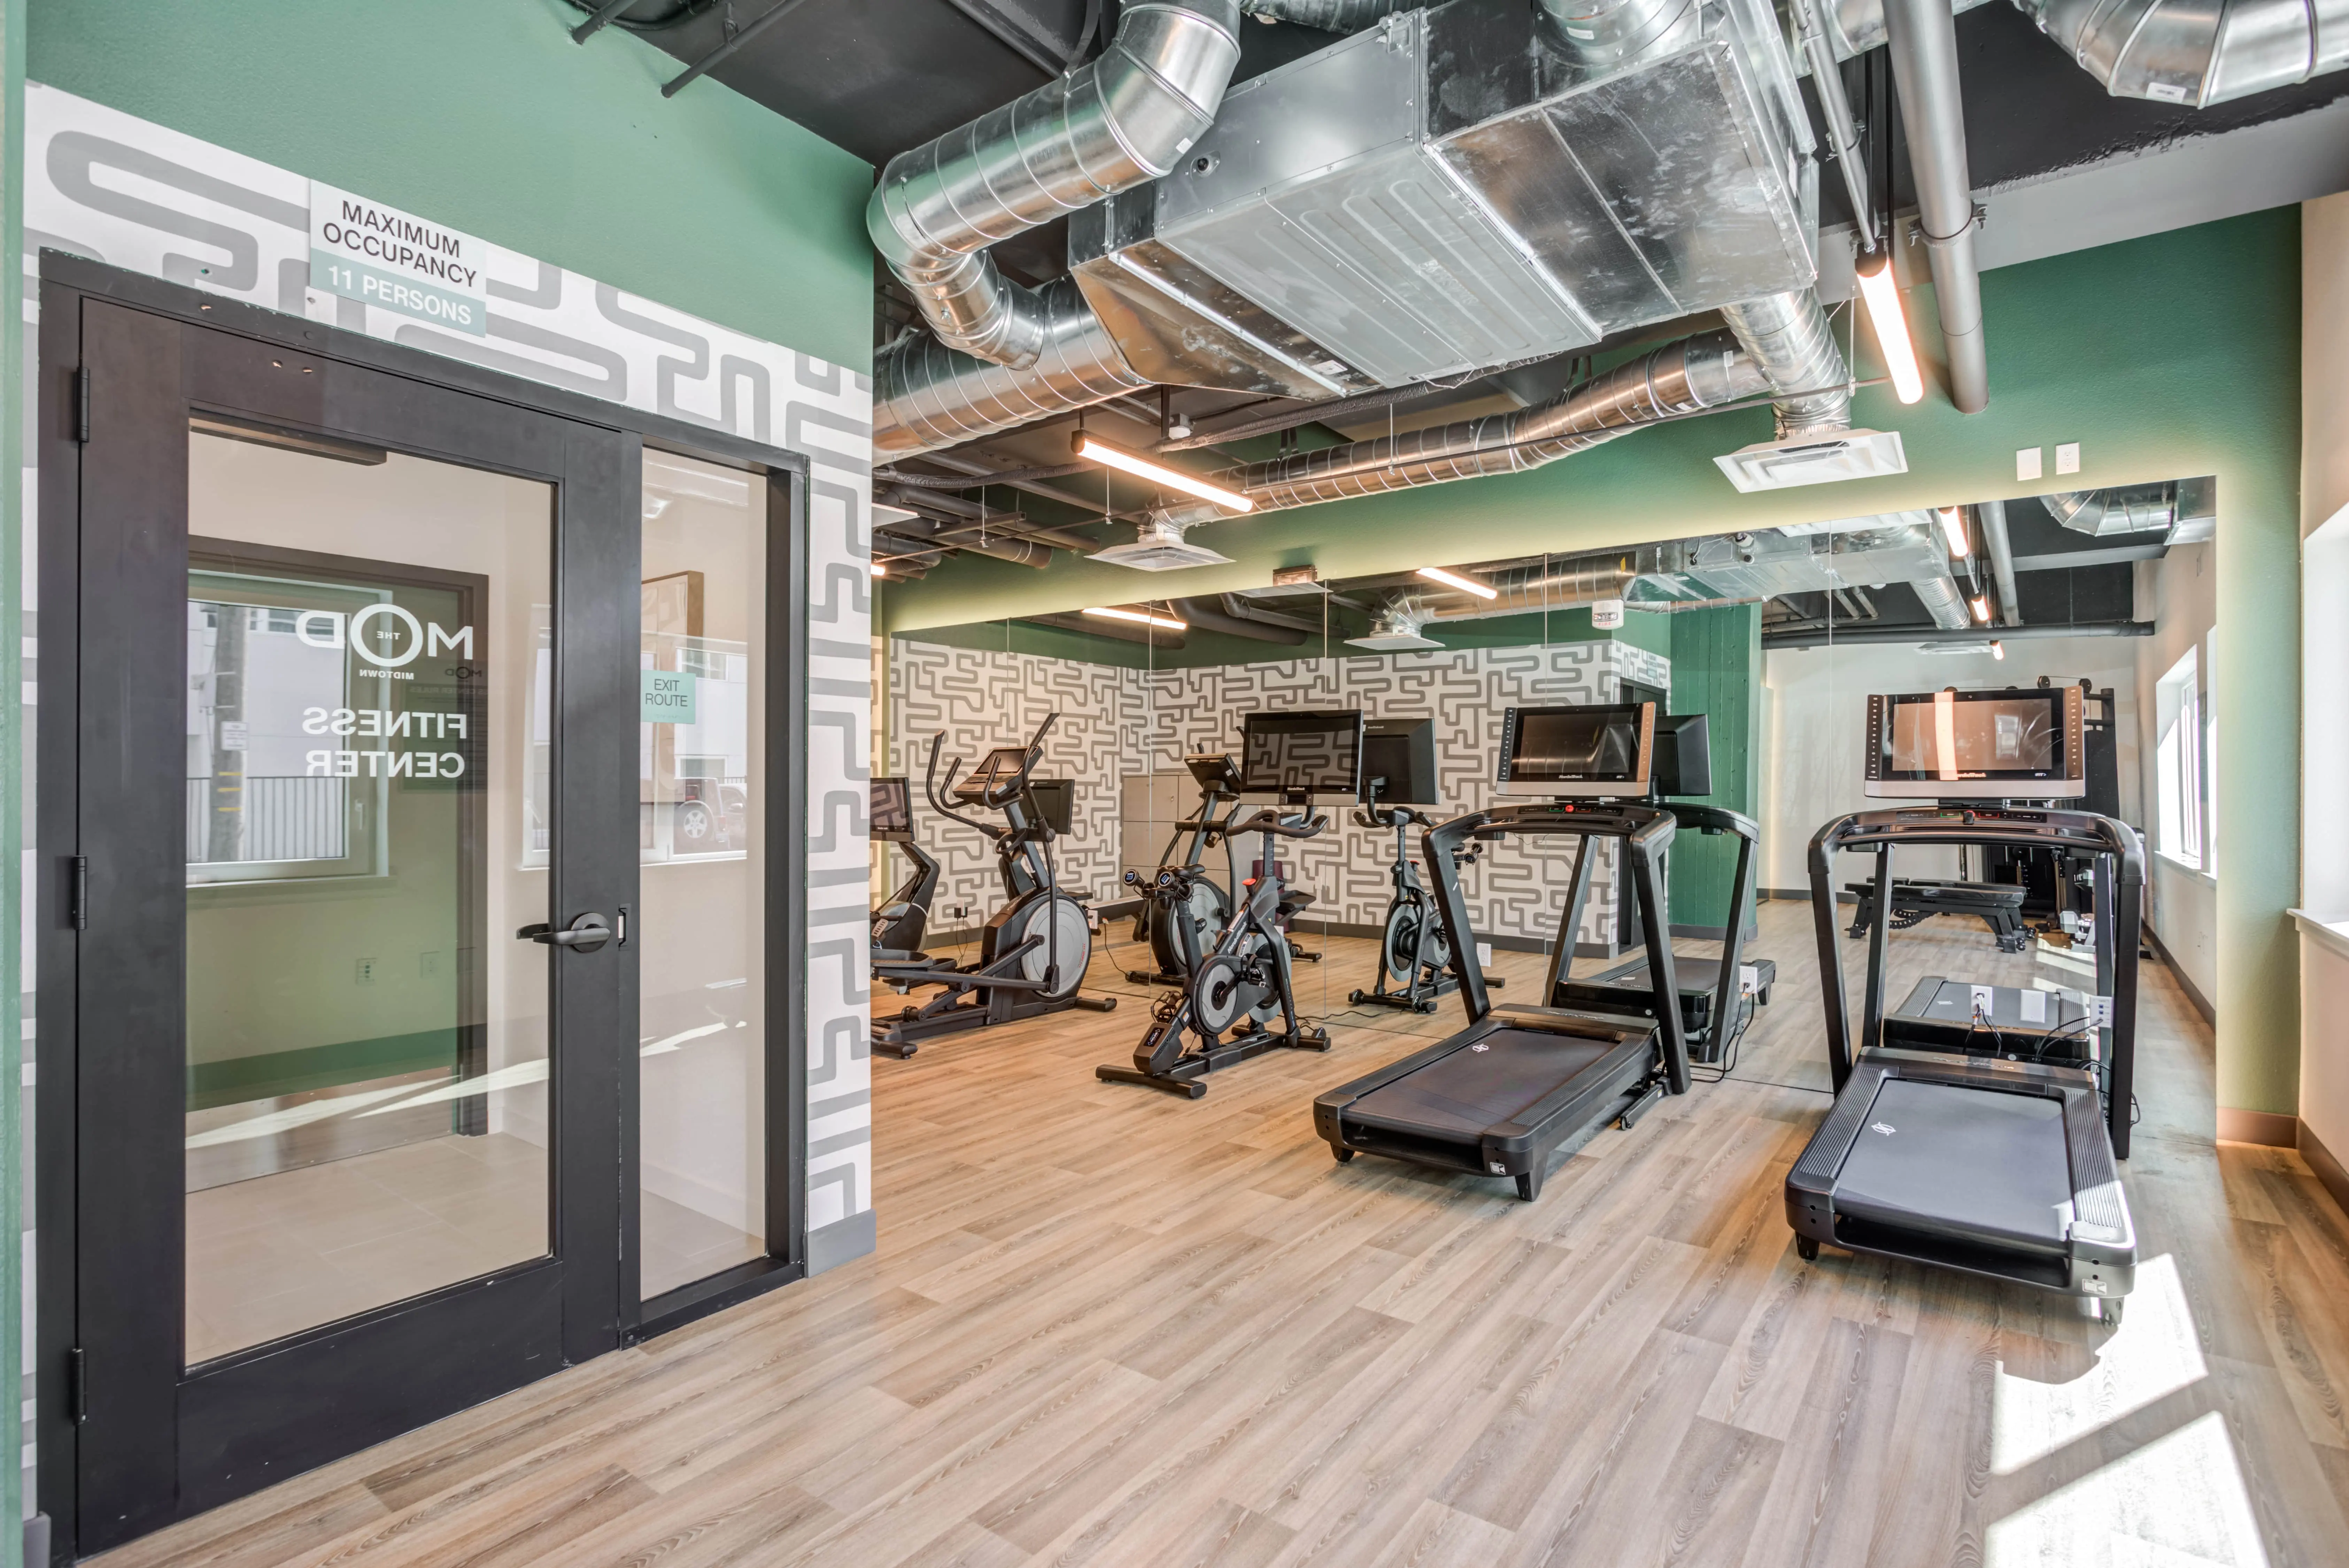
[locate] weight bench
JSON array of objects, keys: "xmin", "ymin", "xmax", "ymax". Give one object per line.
[{"xmin": 1845, "ymin": 879, "xmax": 2030, "ymax": 954}]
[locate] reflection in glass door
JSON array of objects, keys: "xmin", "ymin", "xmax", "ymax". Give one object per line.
[
  {"xmin": 637, "ymin": 450, "xmax": 768, "ymax": 1299},
  {"xmin": 182, "ymin": 430, "xmax": 555, "ymax": 1364}
]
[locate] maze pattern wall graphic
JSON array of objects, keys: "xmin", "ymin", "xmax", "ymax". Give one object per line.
[
  {"xmin": 886, "ymin": 642, "xmax": 1144, "ymax": 927},
  {"xmin": 889, "ymin": 638, "xmax": 1664, "ymax": 949},
  {"xmin": 22, "ymin": 86, "xmax": 878, "ymax": 1238}
]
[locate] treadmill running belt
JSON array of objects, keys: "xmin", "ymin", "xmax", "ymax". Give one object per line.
[
  {"xmin": 1345, "ymin": 1028, "xmax": 1626, "ymax": 1138},
  {"xmin": 1834, "ymin": 1079, "xmax": 2074, "ymax": 1253}
]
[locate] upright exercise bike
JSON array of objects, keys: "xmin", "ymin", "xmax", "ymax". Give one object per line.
[
  {"xmin": 1125, "ymin": 751, "xmax": 1245, "ymax": 987},
  {"xmin": 871, "ymin": 714, "xmax": 1115, "ymax": 1058},
  {"xmin": 1097, "ymin": 806, "xmax": 1332, "ymax": 1097},
  {"xmin": 1097, "ymin": 708, "xmax": 1363, "ymax": 1097},
  {"xmin": 1349, "ymin": 793, "xmax": 1496, "ymax": 1014}
]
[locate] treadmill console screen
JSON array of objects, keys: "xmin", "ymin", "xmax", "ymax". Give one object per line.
[
  {"xmin": 870, "ymin": 777, "xmax": 912, "ymax": 837},
  {"xmin": 1865, "ymin": 686, "xmax": 2085, "ymax": 800},
  {"xmin": 1240, "ymin": 710, "xmax": 1364, "ymax": 798},
  {"xmin": 1495, "ymin": 703, "xmax": 1655, "ymax": 798}
]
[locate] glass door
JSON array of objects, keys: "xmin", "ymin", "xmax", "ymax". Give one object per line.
[{"xmin": 57, "ymin": 296, "xmax": 637, "ymax": 1549}]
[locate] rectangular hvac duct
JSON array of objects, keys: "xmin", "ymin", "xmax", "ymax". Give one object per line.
[{"xmin": 1068, "ymin": 0, "xmax": 1817, "ymax": 396}]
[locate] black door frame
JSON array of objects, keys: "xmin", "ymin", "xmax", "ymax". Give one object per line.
[{"xmin": 35, "ymin": 255, "xmax": 811, "ymax": 1560}]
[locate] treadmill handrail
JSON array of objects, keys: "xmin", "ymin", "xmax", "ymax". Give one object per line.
[
  {"xmin": 1663, "ymin": 803, "xmax": 1761, "ymax": 1059},
  {"xmin": 1806, "ymin": 806, "xmax": 2143, "ymax": 1158},
  {"xmin": 1424, "ymin": 801, "xmax": 1691, "ymax": 1096}
]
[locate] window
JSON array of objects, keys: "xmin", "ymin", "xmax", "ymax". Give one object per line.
[{"xmin": 2155, "ymin": 647, "xmax": 2208, "ymax": 871}]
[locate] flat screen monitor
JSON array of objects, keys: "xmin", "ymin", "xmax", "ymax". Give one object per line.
[
  {"xmin": 1184, "ymin": 751, "xmax": 1243, "ymax": 796},
  {"xmin": 1864, "ymin": 686, "xmax": 2086, "ymax": 799},
  {"xmin": 1026, "ymin": 779, "xmax": 1075, "ymax": 836},
  {"xmin": 1239, "ymin": 709, "xmax": 1363, "ymax": 798},
  {"xmin": 1359, "ymin": 717, "xmax": 1439, "ymax": 806},
  {"xmin": 1653, "ymin": 714, "xmax": 1711, "ymax": 799},
  {"xmin": 1495, "ymin": 703, "xmax": 1655, "ymax": 798},
  {"xmin": 870, "ymin": 776, "xmax": 912, "ymax": 837}
]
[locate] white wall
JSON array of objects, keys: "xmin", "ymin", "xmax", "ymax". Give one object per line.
[
  {"xmin": 2134, "ymin": 541, "xmax": 2220, "ymax": 1004},
  {"xmin": 1761, "ymin": 638, "xmax": 2143, "ymax": 896},
  {"xmin": 2298, "ymin": 193, "xmax": 2349, "ymax": 1167}
]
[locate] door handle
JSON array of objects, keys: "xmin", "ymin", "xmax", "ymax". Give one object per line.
[{"xmin": 516, "ymin": 912, "xmax": 613, "ymax": 952}]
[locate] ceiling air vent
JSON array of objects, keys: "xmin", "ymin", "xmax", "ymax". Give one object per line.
[
  {"xmin": 1345, "ymin": 601, "xmax": 1442, "ymax": 652},
  {"xmin": 1090, "ymin": 519, "xmax": 1233, "ymax": 571},
  {"xmin": 1713, "ymin": 430, "xmax": 1909, "ymax": 494}
]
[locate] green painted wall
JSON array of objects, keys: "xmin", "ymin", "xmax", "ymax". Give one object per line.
[
  {"xmin": 27, "ymin": 0, "xmax": 875, "ymax": 370},
  {"xmin": 1666, "ymin": 605, "xmax": 1762, "ymax": 933},
  {"xmin": 1, "ymin": 0, "xmax": 23, "ymax": 1553},
  {"xmin": 888, "ymin": 208, "xmax": 2305, "ymax": 1124}
]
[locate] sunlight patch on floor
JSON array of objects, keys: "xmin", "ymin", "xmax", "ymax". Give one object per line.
[
  {"xmin": 1987, "ymin": 1410, "xmax": 2267, "ymax": 1567},
  {"xmin": 1994, "ymin": 1255, "xmax": 2205, "ymax": 1475}
]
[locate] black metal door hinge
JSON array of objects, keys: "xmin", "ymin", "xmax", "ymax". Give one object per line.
[
  {"xmin": 70, "ymin": 857, "xmax": 87, "ymax": 930},
  {"xmin": 75, "ymin": 368, "xmax": 90, "ymax": 443},
  {"xmin": 67, "ymin": 1347, "xmax": 86, "ymax": 1423}
]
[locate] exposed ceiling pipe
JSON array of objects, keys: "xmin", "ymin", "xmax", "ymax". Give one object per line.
[
  {"xmin": 2045, "ymin": 485, "xmax": 2179, "ymax": 535},
  {"xmin": 1162, "ymin": 329, "xmax": 1770, "ymax": 516},
  {"xmin": 1909, "ymin": 570, "xmax": 1980, "ymax": 629},
  {"xmin": 1243, "ymin": 1, "xmax": 1416, "ymax": 27},
  {"xmin": 1172, "ymin": 597, "xmax": 1309, "ymax": 643},
  {"xmin": 874, "ymin": 516, "xmax": 1054, "ymax": 567},
  {"xmin": 1220, "ymin": 593, "xmax": 1322, "ymax": 632},
  {"xmin": 1718, "ymin": 290, "xmax": 1852, "ymax": 436},
  {"xmin": 1767, "ymin": 617, "xmax": 2153, "ymax": 648},
  {"xmin": 1788, "ymin": 0, "xmax": 1878, "ymax": 252},
  {"xmin": 1885, "ymin": 0, "xmax": 1989, "ymax": 412},
  {"xmin": 2011, "ymin": 0, "xmax": 2349, "ymax": 106},
  {"xmin": 1807, "ymin": 0, "xmax": 1994, "ymax": 62},
  {"xmin": 873, "ymin": 289, "xmax": 1153, "ymax": 455},
  {"xmin": 1977, "ymin": 499, "xmax": 2024, "ymax": 626},
  {"xmin": 867, "ymin": 2, "xmax": 1244, "ymax": 369}
]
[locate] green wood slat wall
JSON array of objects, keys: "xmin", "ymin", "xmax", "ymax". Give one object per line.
[{"xmin": 1667, "ymin": 604, "xmax": 1761, "ymax": 934}]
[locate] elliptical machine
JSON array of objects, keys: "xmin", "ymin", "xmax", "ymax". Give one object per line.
[
  {"xmin": 871, "ymin": 713, "xmax": 1115, "ymax": 1059},
  {"xmin": 869, "ymin": 775, "xmax": 942, "ymax": 961},
  {"xmin": 1124, "ymin": 751, "xmax": 1245, "ymax": 987},
  {"xmin": 1096, "ymin": 709, "xmax": 1361, "ymax": 1098}
]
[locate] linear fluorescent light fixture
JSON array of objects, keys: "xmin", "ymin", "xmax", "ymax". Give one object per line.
[
  {"xmin": 1970, "ymin": 595, "xmax": 1993, "ymax": 624},
  {"xmin": 1072, "ymin": 433, "xmax": 1252, "ymax": 512},
  {"xmin": 1938, "ymin": 507, "xmax": 1970, "ymax": 558},
  {"xmin": 1416, "ymin": 564, "xmax": 1498, "ymax": 600},
  {"xmin": 1084, "ymin": 605, "xmax": 1188, "ymax": 632},
  {"xmin": 1714, "ymin": 429, "xmax": 1907, "ymax": 493},
  {"xmin": 1855, "ymin": 254, "xmax": 1925, "ymax": 405},
  {"xmin": 1991, "ymin": 640, "xmax": 2005, "ymax": 660},
  {"xmin": 870, "ymin": 561, "xmax": 887, "ymax": 578}
]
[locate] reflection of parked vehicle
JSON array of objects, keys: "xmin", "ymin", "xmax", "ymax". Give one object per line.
[{"xmin": 670, "ymin": 775, "xmax": 747, "ymax": 850}]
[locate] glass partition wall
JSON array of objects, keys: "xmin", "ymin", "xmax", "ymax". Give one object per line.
[{"xmin": 637, "ymin": 451, "xmax": 770, "ymax": 1299}]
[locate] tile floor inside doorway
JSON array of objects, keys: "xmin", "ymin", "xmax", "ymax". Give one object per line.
[{"xmin": 101, "ymin": 902, "xmax": 2349, "ymax": 1567}]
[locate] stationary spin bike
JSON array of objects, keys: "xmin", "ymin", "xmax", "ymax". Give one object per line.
[
  {"xmin": 871, "ymin": 714, "xmax": 1115, "ymax": 1058},
  {"xmin": 1125, "ymin": 751, "xmax": 1245, "ymax": 987},
  {"xmin": 1096, "ymin": 708, "xmax": 1363, "ymax": 1098},
  {"xmin": 1349, "ymin": 794, "xmax": 1494, "ymax": 1013},
  {"xmin": 1097, "ymin": 806, "xmax": 1332, "ymax": 1097},
  {"xmin": 1347, "ymin": 717, "xmax": 1500, "ymax": 1013}
]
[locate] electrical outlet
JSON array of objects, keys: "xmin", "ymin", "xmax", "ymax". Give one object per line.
[
  {"xmin": 355, "ymin": 956, "xmax": 379, "ymax": 985},
  {"xmin": 1970, "ymin": 983, "xmax": 1995, "ymax": 1018},
  {"xmin": 2087, "ymin": 994, "xmax": 2115, "ymax": 1027},
  {"xmin": 2055, "ymin": 441, "xmax": 2080, "ymax": 474},
  {"xmin": 419, "ymin": 950, "xmax": 442, "ymax": 978}
]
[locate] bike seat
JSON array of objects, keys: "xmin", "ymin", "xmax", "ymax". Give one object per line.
[
  {"xmin": 1278, "ymin": 890, "xmax": 1316, "ymax": 914},
  {"xmin": 1231, "ymin": 809, "xmax": 1328, "ymax": 840}
]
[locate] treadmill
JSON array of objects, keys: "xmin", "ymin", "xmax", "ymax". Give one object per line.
[
  {"xmin": 1786, "ymin": 685, "xmax": 2141, "ymax": 1322},
  {"xmin": 1546, "ymin": 714, "xmax": 1774, "ymax": 1063},
  {"xmin": 1314, "ymin": 703, "xmax": 1693, "ymax": 1200}
]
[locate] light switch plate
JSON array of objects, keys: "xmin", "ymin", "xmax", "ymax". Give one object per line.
[
  {"xmin": 2016, "ymin": 447, "xmax": 2043, "ymax": 481},
  {"xmin": 2056, "ymin": 441, "xmax": 2080, "ymax": 474}
]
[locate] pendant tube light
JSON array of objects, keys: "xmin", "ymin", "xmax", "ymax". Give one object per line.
[
  {"xmin": 1938, "ymin": 506, "xmax": 1970, "ymax": 558},
  {"xmin": 1416, "ymin": 564, "xmax": 1498, "ymax": 600},
  {"xmin": 1856, "ymin": 255, "xmax": 1925, "ymax": 406},
  {"xmin": 1084, "ymin": 605, "xmax": 1188, "ymax": 631},
  {"xmin": 1071, "ymin": 432, "xmax": 1253, "ymax": 512}
]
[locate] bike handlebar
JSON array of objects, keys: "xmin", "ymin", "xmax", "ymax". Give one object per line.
[{"xmin": 1229, "ymin": 809, "xmax": 1327, "ymax": 841}]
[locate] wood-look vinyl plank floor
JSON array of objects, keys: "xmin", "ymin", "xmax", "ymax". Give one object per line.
[{"xmin": 91, "ymin": 903, "xmax": 2349, "ymax": 1568}]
